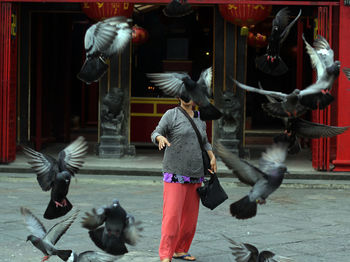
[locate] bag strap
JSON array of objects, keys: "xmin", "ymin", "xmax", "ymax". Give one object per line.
[{"xmin": 177, "ymin": 106, "xmax": 206, "ymax": 152}]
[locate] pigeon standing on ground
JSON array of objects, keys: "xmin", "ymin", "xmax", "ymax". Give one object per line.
[
  {"xmin": 20, "ymin": 207, "xmax": 79, "ymax": 262},
  {"xmin": 223, "ymin": 235, "xmax": 294, "ymax": 262},
  {"xmin": 163, "ymin": 0, "xmax": 193, "ymax": 17},
  {"xmin": 81, "ymin": 199, "xmax": 142, "ymax": 256},
  {"xmin": 214, "ymin": 142, "xmax": 288, "ymax": 219},
  {"xmin": 22, "ymin": 136, "xmax": 88, "ymax": 220},
  {"xmin": 67, "ymin": 251, "xmax": 120, "ymax": 262},
  {"xmin": 77, "ymin": 16, "xmax": 132, "ymax": 84},
  {"xmin": 147, "ymin": 67, "xmax": 222, "ymax": 120},
  {"xmin": 301, "ymin": 34, "xmax": 340, "ymax": 109},
  {"xmin": 256, "ymin": 8, "xmax": 302, "ymax": 76}
]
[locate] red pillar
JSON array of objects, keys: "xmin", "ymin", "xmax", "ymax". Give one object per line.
[
  {"xmin": 332, "ymin": 3, "xmax": 350, "ymax": 171},
  {"xmin": 0, "ymin": 3, "xmax": 17, "ymax": 163}
]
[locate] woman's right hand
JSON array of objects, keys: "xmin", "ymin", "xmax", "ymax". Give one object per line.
[{"xmin": 156, "ymin": 136, "xmax": 171, "ymax": 150}]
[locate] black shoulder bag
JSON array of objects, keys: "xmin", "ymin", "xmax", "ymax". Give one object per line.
[{"xmin": 178, "ymin": 106, "xmax": 228, "ymax": 210}]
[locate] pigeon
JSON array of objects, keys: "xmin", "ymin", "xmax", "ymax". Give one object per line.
[
  {"xmin": 223, "ymin": 235, "xmax": 294, "ymax": 262},
  {"xmin": 22, "ymin": 136, "xmax": 88, "ymax": 220},
  {"xmin": 214, "ymin": 141, "xmax": 288, "ymax": 219},
  {"xmin": 147, "ymin": 67, "xmax": 222, "ymax": 120},
  {"xmin": 256, "ymin": 8, "xmax": 302, "ymax": 76},
  {"xmin": 20, "ymin": 207, "xmax": 79, "ymax": 262},
  {"xmin": 77, "ymin": 16, "xmax": 132, "ymax": 84},
  {"xmin": 233, "ymin": 78, "xmax": 336, "ymax": 119},
  {"xmin": 81, "ymin": 199, "xmax": 142, "ymax": 256},
  {"xmin": 343, "ymin": 67, "xmax": 350, "ymax": 80},
  {"xmin": 67, "ymin": 251, "xmax": 120, "ymax": 262},
  {"xmin": 163, "ymin": 0, "xmax": 193, "ymax": 17},
  {"xmin": 300, "ymin": 34, "xmax": 340, "ymax": 109},
  {"xmin": 274, "ymin": 118, "xmax": 349, "ymax": 154}
]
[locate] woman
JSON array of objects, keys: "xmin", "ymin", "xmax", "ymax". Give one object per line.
[{"xmin": 151, "ymin": 97, "xmax": 217, "ymax": 262}]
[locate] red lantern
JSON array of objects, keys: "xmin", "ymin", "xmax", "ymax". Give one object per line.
[
  {"xmin": 219, "ymin": 4, "xmax": 272, "ymax": 36},
  {"xmin": 82, "ymin": 2, "xmax": 134, "ymax": 21},
  {"xmin": 132, "ymin": 25, "xmax": 149, "ymax": 45}
]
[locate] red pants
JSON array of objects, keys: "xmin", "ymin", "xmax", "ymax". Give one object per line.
[{"xmin": 159, "ymin": 182, "xmax": 201, "ymax": 260}]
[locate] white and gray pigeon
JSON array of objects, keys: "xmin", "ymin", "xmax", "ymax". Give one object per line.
[
  {"xmin": 22, "ymin": 136, "xmax": 88, "ymax": 220},
  {"xmin": 300, "ymin": 34, "xmax": 340, "ymax": 109},
  {"xmin": 256, "ymin": 8, "xmax": 302, "ymax": 76},
  {"xmin": 77, "ymin": 16, "xmax": 132, "ymax": 84},
  {"xmin": 67, "ymin": 251, "xmax": 120, "ymax": 262},
  {"xmin": 20, "ymin": 207, "xmax": 79, "ymax": 262},
  {"xmin": 147, "ymin": 67, "xmax": 222, "ymax": 120},
  {"xmin": 81, "ymin": 199, "xmax": 142, "ymax": 256},
  {"xmin": 223, "ymin": 235, "xmax": 294, "ymax": 262},
  {"xmin": 214, "ymin": 141, "xmax": 288, "ymax": 219}
]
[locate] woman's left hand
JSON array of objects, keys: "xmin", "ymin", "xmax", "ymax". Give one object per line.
[{"xmin": 210, "ymin": 156, "xmax": 217, "ymax": 173}]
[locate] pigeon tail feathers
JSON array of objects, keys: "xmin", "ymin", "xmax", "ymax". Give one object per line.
[
  {"xmin": 199, "ymin": 103, "xmax": 222, "ymax": 121},
  {"xmin": 77, "ymin": 57, "xmax": 108, "ymax": 84},
  {"xmin": 44, "ymin": 198, "xmax": 73, "ymax": 220},
  {"xmin": 230, "ymin": 195, "xmax": 257, "ymax": 219},
  {"xmin": 56, "ymin": 250, "xmax": 73, "ymax": 261},
  {"xmin": 256, "ymin": 54, "xmax": 288, "ymax": 76}
]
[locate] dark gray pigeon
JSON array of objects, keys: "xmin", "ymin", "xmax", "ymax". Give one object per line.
[
  {"xmin": 342, "ymin": 67, "xmax": 350, "ymax": 80},
  {"xmin": 256, "ymin": 8, "xmax": 302, "ymax": 76},
  {"xmin": 147, "ymin": 67, "xmax": 222, "ymax": 120},
  {"xmin": 20, "ymin": 207, "xmax": 79, "ymax": 262},
  {"xmin": 214, "ymin": 141, "xmax": 288, "ymax": 219},
  {"xmin": 223, "ymin": 235, "xmax": 293, "ymax": 262},
  {"xmin": 163, "ymin": 0, "xmax": 193, "ymax": 17},
  {"xmin": 300, "ymin": 34, "xmax": 340, "ymax": 109},
  {"xmin": 77, "ymin": 16, "xmax": 132, "ymax": 84},
  {"xmin": 81, "ymin": 199, "xmax": 142, "ymax": 256},
  {"xmin": 22, "ymin": 136, "xmax": 88, "ymax": 220},
  {"xmin": 67, "ymin": 251, "xmax": 120, "ymax": 262}
]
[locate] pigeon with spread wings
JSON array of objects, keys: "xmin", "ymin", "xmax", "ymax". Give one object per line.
[
  {"xmin": 77, "ymin": 16, "xmax": 132, "ymax": 84},
  {"xmin": 22, "ymin": 136, "xmax": 88, "ymax": 219},
  {"xmin": 147, "ymin": 67, "xmax": 222, "ymax": 120},
  {"xmin": 300, "ymin": 34, "xmax": 340, "ymax": 109},
  {"xmin": 81, "ymin": 199, "xmax": 142, "ymax": 256},
  {"xmin": 20, "ymin": 207, "xmax": 79, "ymax": 262},
  {"xmin": 214, "ymin": 142, "xmax": 288, "ymax": 219},
  {"xmin": 256, "ymin": 8, "xmax": 302, "ymax": 76}
]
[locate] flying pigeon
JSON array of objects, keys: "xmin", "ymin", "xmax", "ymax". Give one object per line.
[
  {"xmin": 300, "ymin": 34, "xmax": 340, "ymax": 109},
  {"xmin": 22, "ymin": 136, "xmax": 88, "ymax": 220},
  {"xmin": 233, "ymin": 79, "xmax": 335, "ymax": 119},
  {"xmin": 77, "ymin": 16, "xmax": 132, "ymax": 84},
  {"xmin": 256, "ymin": 8, "xmax": 302, "ymax": 76},
  {"xmin": 343, "ymin": 67, "xmax": 350, "ymax": 80},
  {"xmin": 67, "ymin": 251, "xmax": 120, "ymax": 262},
  {"xmin": 147, "ymin": 67, "xmax": 222, "ymax": 120},
  {"xmin": 20, "ymin": 207, "xmax": 79, "ymax": 262},
  {"xmin": 214, "ymin": 141, "xmax": 288, "ymax": 219},
  {"xmin": 163, "ymin": 0, "xmax": 193, "ymax": 17},
  {"xmin": 223, "ymin": 235, "xmax": 294, "ymax": 262},
  {"xmin": 81, "ymin": 199, "xmax": 142, "ymax": 256},
  {"xmin": 274, "ymin": 118, "xmax": 349, "ymax": 154}
]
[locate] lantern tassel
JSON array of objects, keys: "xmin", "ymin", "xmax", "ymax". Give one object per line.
[{"xmin": 240, "ymin": 26, "xmax": 249, "ymax": 36}]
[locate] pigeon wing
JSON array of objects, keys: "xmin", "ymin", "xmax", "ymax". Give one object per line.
[
  {"xmin": 77, "ymin": 251, "xmax": 120, "ymax": 262},
  {"xmin": 279, "ymin": 9, "xmax": 302, "ymax": 43},
  {"xmin": 258, "ymin": 251, "xmax": 278, "ymax": 262},
  {"xmin": 313, "ymin": 35, "xmax": 334, "ymax": 68},
  {"xmin": 223, "ymin": 235, "xmax": 258, "ymax": 262},
  {"xmin": 81, "ymin": 207, "xmax": 107, "ymax": 230},
  {"xmin": 44, "ymin": 209, "xmax": 79, "ymax": 245},
  {"xmin": 124, "ymin": 214, "xmax": 143, "ymax": 246},
  {"xmin": 233, "ymin": 79, "xmax": 287, "ymax": 100},
  {"xmin": 104, "ymin": 17, "xmax": 132, "ymax": 56},
  {"xmin": 273, "ymin": 7, "xmax": 290, "ymax": 31},
  {"xmin": 22, "ymin": 146, "xmax": 56, "ymax": 191},
  {"xmin": 343, "ymin": 67, "xmax": 350, "ymax": 80},
  {"xmin": 214, "ymin": 142, "xmax": 263, "ymax": 186},
  {"xmin": 147, "ymin": 72, "xmax": 189, "ymax": 97},
  {"xmin": 20, "ymin": 207, "xmax": 47, "ymax": 239},
  {"xmin": 85, "ymin": 22, "xmax": 117, "ymax": 55},
  {"xmin": 294, "ymin": 118, "xmax": 349, "ymax": 139},
  {"xmin": 58, "ymin": 136, "xmax": 88, "ymax": 175},
  {"xmin": 196, "ymin": 67, "xmax": 213, "ymax": 97},
  {"xmin": 302, "ymin": 34, "xmax": 326, "ymax": 82}
]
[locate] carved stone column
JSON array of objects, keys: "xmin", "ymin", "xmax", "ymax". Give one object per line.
[
  {"xmin": 213, "ymin": 7, "xmax": 247, "ymax": 157},
  {"xmin": 98, "ymin": 44, "xmax": 135, "ymax": 158}
]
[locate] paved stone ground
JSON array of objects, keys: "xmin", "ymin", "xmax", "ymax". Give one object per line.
[{"xmin": 1, "ymin": 173, "xmax": 350, "ymax": 262}]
